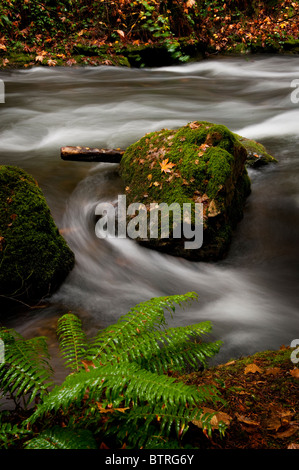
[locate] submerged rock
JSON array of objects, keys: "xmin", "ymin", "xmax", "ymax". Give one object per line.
[
  {"xmin": 0, "ymin": 165, "xmax": 75, "ymax": 302},
  {"xmin": 235, "ymin": 135, "xmax": 278, "ymax": 168},
  {"xmin": 119, "ymin": 121, "xmax": 251, "ymax": 261}
]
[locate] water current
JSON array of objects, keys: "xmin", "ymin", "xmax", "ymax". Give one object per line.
[{"xmin": 0, "ymin": 55, "xmax": 299, "ymax": 383}]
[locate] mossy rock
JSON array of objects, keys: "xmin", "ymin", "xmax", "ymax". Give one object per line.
[
  {"xmin": 235, "ymin": 135, "xmax": 278, "ymax": 167},
  {"xmin": 119, "ymin": 121, "xmax": 251, "ymax": 261},
  {"xmin": 0, "ymin": 165, "xmax": 75, "ymax": 302}
]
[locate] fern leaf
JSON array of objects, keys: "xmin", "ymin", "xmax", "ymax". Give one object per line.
[
  {"xmin": 86, "ymin": 293, "xmax": 198, "ymax": 362},
  {"xmin": 26, "ymin": 361, "xmax": 211, "ymax": 425},
  {"xmin": 24, "ymin": 426, "xmax": 97, "ymax": 449},
  {"xmin": 57, "ymin": 313, "xmax": 88, "ymax": 371},
  {"xmin": 0, "ymin": 421, "xmax": 31, "ymax": 449},
  {"xmin": 0, "ymin": 331, "xmax": 53, "ymax": 407},
  {"xmin": 104, "ymin": 403, "xmax": 214, "ymax": 449}
]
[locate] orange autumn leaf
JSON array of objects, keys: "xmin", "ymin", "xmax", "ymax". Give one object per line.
[
  {"xmin": 35, "ymin": 54, "xmax": 45, "ymax": 62},
  {"xmin": 199, "ymin": 143, "xmax": 210, "ymax": 152},
  {"xmin": 47, "ymin": 59, "xmax": 57, "ymax": 66},
  {"xmin": 116, "ymin": 30, "xmax": 125, "ymax": 38},
  {"xmin": 159, "ymin": 158, "xmax": 176, "ymax": 174},
  {"xmin": 290, "ymin": 368, "xmax": 299, "ymax": 379},
  {"xmin": 244, "ymin": 363, "xmax": 263, "ymax": 374}
]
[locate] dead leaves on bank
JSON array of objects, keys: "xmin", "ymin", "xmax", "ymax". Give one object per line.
[
  {"xmin": 186, "ymin": 352, "xmax": 299, "ymax": 448},
  {"xmin": 192, "ymin": 407, "xmax": 232, "ymax": 431}
]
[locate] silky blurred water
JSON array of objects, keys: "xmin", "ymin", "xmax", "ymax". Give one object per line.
[{"xmin": 0, "ymin": 55, "xmax": 299, "ymax": 383}]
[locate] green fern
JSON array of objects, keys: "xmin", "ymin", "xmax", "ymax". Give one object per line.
[
  {"xmin": 0, "ymin": 420, "xmax": 32, "ymax": 449},
  {"xmin": 85, "ymin": 293, "xmax": 198, "ymax": 363},
  {"xmin": 56, "ymin": 313, "xmax": 88, "ymax": 371},
  {"xmin": 0, "ymin": 327, "xmax": 53, "ymax": 408},
  {"xmin": 24, "ymin": 426, "xmax": 97, "ymax": 449},
  {"xmin": 1, "ymin": 293, "xmax": 226, "ymax": 449},
  {"xmin": 25, "ymin": 293, "xmax": 225, "ymax": 448}
]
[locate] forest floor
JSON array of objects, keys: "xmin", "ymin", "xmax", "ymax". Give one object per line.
[
  {"xmin": 0, "ymin": 0, "xmax": 298, "ymax": 69},
  {"xmin": 175, "ymin": 346, "xmax": 299, "ymax": 449}
]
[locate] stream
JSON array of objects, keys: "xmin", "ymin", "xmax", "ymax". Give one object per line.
[{"xmin": 0, "ymin": 54, "xmax": 299, "ymax": 384}]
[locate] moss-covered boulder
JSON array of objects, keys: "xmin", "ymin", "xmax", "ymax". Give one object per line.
[
  {"xmin": 119, "ymin": 121, "xmax": 251, "ymax": 261},
  {"xmin": 235, "ymin": 135, "xmax": 278, "ymax": 167},
  {"xmin": 0, "ymin": 165, "xmax": 75, "ymax": 302}
]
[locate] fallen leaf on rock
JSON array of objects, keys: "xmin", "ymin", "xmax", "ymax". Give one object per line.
[
  {"xmin": 199, "ymin": 143, "xmax": 210, "ymax": 152},
  {"xmin": 244, "ymin": 363, "xmax": 263, "ymax": 374},
  {"xmin": 160, "ymin": 158, "xmax": 176, "ymax": 174},
  {"xmin": 189, "ymin": 121, "xmax": 200, "ymax": 129},
  {"xmin": 207, "ymin": 200, "xmax": 221, "ymax": 217}
]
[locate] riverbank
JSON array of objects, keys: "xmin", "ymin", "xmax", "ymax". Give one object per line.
[
  {"xmin": 177, "ymin": 346, "xmax": 299, "ymax": 449},
  {"xmin": 0, "ymin": 0, "xmax": 298, "ymax": 69}
]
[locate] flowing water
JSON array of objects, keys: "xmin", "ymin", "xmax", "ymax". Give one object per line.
[{"xmin": 0, "ymin": 55, "xmax": 299, "ymax": 383}]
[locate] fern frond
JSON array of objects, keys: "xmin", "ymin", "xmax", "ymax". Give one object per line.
[
  {"xmin": 104, "ymin": 403, "xmax": 215, "ymax": 449},
  {"xmin": 98, "ymin": 319, "xmax": 219, "ymax": 372},
  {"xmin": 24, "ymin": 426, "xmax": 97, "ymax": 449},
  {"xmin": 26, "ymin": 360, "xmax": 213, "ymax": 425},
  {"xmin": 141, "ymin": 339, "xmax": 223, "ymax": 375},
  {"xmin": 57, "ymin": 313, "xmax": 88, "ymax": 371},
  {"xmin": 0, "ymin": 421, "xmax": 31, "ymax": 449},
  {"xmin": 0, "ymin": 329, "xmax": 53, "ymax": 407},
  {"xmin": 86, "ymin": 293, "xmax": 198, "ymax": 362}
]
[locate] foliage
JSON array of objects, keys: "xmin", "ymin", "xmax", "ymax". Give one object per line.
[
  {"xmin": 0, "ymin": 1, "xmax": 298, "ymax": 68},
  {"xmin": 0, "ymin": 327, "xmax": 53, "ymax": 409},
  {"xmin": 0, "ymin": 292, "xmax": 225, "ymax": 449},
  {"xmin": 24, "ymin": 426, "xmax": 97, "ymax": 449}
]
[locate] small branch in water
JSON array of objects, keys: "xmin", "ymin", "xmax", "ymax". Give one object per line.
[
  {"xmin": 0, "ymin": 294, "xmax": 47, "ymax": 310},
  {"xmin": 61, "ymin": 146, "xmax": 124, "ymax": 163}
]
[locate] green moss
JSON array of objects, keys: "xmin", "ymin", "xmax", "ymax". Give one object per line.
[
  {"xmin": 119, "ymin": 121, "xmax": 250, "ymax": 260},
  {"xmin": 235, "ymin": 134, "xmax": 278, "ymax": 167},
  {"xmin": 0, "ymin": 165, "xmax": 75, "ymax": 301}
]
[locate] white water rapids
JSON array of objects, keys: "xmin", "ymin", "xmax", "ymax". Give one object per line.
[{"xmin": 0, "ymin": 55, "xmax": 299, "ymax": 382}]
